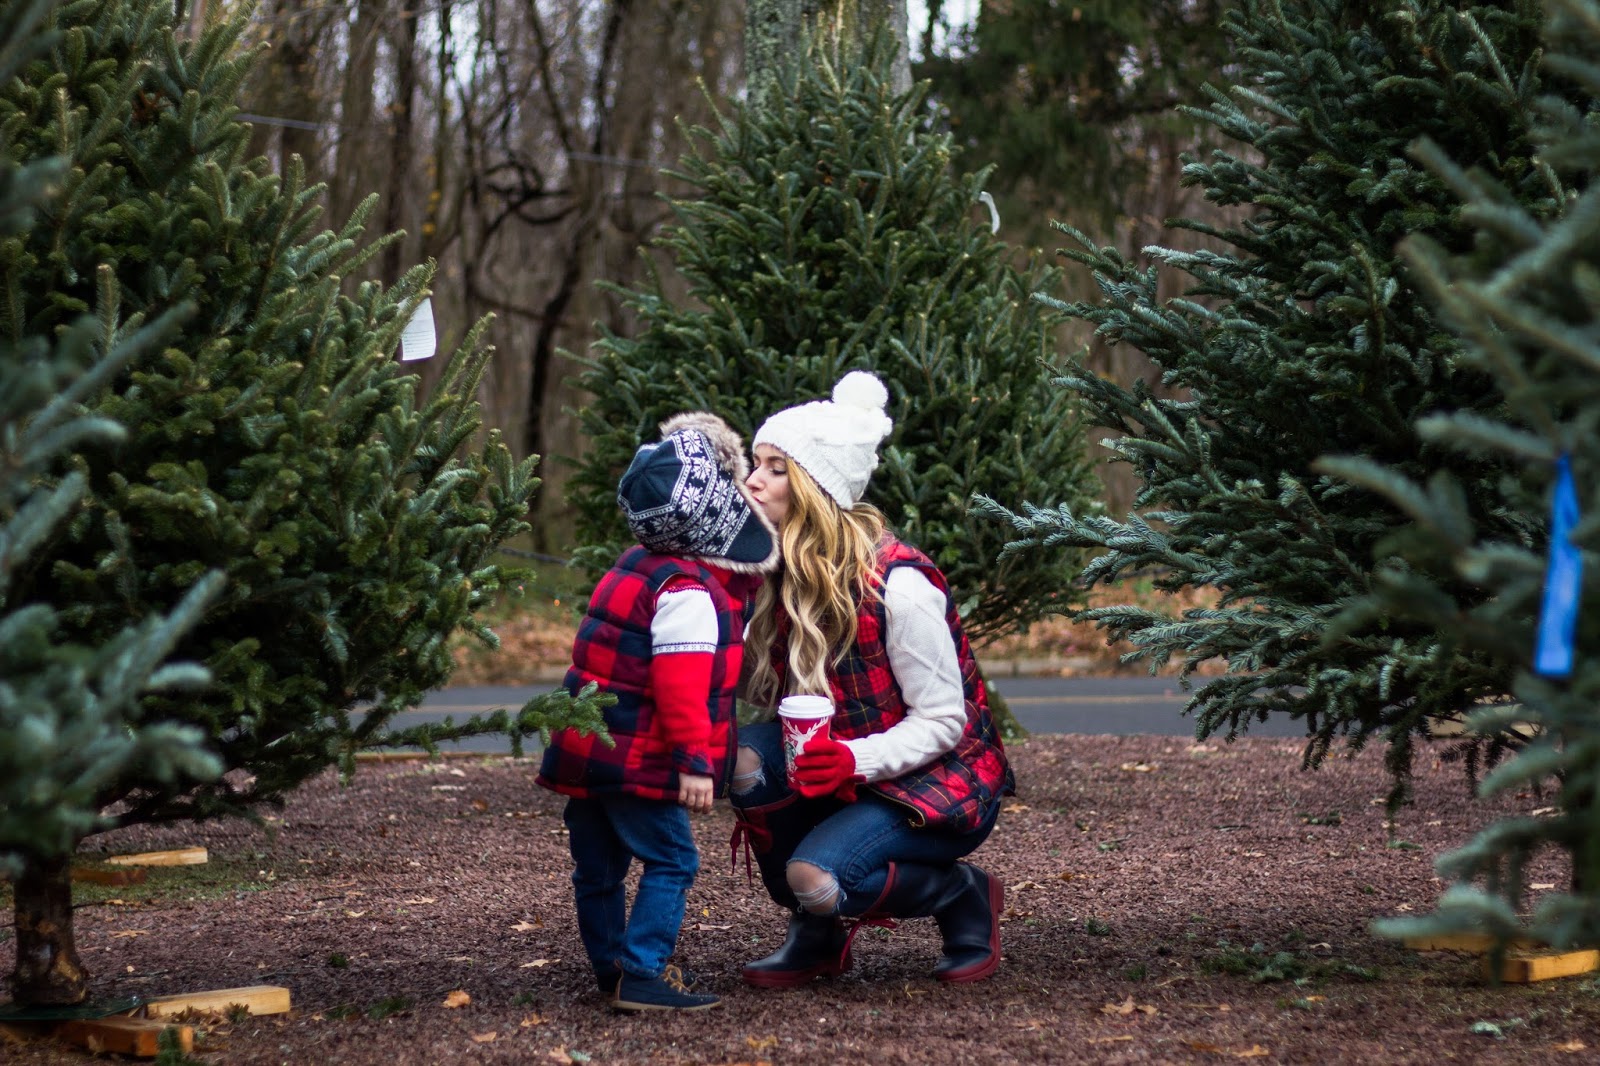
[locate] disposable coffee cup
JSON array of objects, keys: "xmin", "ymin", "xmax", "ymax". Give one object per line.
[{"xmin": 777, "ymin": 694, "xmax": 835, "ymax": 785}]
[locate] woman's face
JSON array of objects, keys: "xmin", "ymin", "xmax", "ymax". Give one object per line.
[{"xmin": 746, "ymin": 444, "xmax": 792, "ymax": 528}]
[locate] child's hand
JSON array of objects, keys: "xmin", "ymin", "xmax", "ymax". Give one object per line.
[{"xmin": 678, "ymin": 773, "xmax": 714, "ymax": 813}]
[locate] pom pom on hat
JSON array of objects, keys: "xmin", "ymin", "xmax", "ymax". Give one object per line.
[
  {"xmin": 753, "ymin": 370, "xmax": 894, "ymax": 509},
  {"xmin": 832, "ymin": 369, "xmax": 889, "ymax": 413}
]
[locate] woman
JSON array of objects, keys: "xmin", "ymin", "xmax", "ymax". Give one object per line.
[{"xmin": 729, "ymin": 370, "xmax": 1014, "ymax": 988}]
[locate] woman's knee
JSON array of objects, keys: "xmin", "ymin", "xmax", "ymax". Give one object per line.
[
  {"xmin": 786, "ymin": 860, "xmax": 840, "ymax": 914},
  {"xmin": 731, "ymin": 744, "xmax": 765, "ymax": 796}
]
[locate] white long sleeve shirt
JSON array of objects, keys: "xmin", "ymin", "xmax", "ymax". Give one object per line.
[{"xmin": 841, "ymin": 566, "xmax": 968, "ymax": 783}]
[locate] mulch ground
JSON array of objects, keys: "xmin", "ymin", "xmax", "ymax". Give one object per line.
[{"xmin": 5, "ymin": 733, "xmax": 1599, "ymax": 1064}]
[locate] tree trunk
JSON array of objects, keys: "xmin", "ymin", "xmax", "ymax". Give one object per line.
[
  {"xmin": 10, "ymin": 854, "xmax": 88, "ymax": 1006},
  {"xmin": 383, "ymin": 3, "xmax": 420, "ymax": 284}
]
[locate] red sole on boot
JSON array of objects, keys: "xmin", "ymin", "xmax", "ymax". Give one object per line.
[
  {"xmin": 741, "ymin": 953, "xmax": 853, "ymax": 989},
  {"xmin": 936, "ymin": 870, "xmax": 1004, "ymax": 984}
]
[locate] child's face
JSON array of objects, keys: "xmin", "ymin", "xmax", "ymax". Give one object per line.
[{"xmin": 747, "ymin": 445, "xmax": 791, "ymax": 528}]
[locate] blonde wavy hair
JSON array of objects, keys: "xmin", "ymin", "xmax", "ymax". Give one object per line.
[{"xmin": 745, "ymin": 457, "xmax": 887, "ymax": 706}]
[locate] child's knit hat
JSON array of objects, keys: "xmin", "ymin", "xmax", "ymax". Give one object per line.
[
  {"xmin": 752, "ymin": 371, "xmax": 894, "ymax": 509},
  {"xmin": 618, "ymin": 411, "xmax": 779, "ymax": 572}
]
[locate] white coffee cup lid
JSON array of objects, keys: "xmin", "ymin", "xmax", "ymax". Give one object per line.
[{"xmin": 777, "ymin": 694, "xmax": 833, "ymax": 719}]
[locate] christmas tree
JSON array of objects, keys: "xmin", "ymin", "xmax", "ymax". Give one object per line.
[
  {"xmin": 1331, "ymin": 0, "xmax": 1600, "ymax": 948},
  {"xmin": 568, "ymin": 28, "xmax": 1099, "ymax": 648},
  {"xmin": 1, "ymin": 0, "xmax": 606, "ymax": 1005},
  {"xmin": 981, "ymin": 0, "xmax": 1569, "ymax": 793},
  {"xmin": 0, "ymin": 0, "xmax": 221, "ymax": 998}
]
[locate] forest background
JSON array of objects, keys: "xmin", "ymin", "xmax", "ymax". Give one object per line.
[{"xmin": 222, "ymin": 0, "xmax": 1230, "ymax": 547}]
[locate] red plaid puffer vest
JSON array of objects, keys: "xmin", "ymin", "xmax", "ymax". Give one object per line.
[
  {"xmin": 769, "ymin": 537, "xmax": 1013, "ymax": 832},
  {"xmin": 537, "ymin": 547, "xmax": 745, "ymax": 801}
]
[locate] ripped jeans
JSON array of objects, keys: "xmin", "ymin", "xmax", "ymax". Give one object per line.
[{"xmin": 729, "ymin": 721, "xmax": 998, "ymax": 917}]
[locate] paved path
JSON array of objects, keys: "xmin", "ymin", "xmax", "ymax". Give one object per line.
[{"xmin": 368, "ymin": 675, "xmax": 1307, "ymax": 755}]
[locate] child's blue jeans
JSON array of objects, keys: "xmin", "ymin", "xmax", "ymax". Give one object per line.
[{"xmin": 562, "ymin": 793, "xmax": 698, "ymax": 980}]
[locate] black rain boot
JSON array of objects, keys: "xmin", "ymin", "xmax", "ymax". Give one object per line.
[
  {"xmin": 729, "ymin": 794, "xmax": 803, "ymax": 910},
  {"xmin": 855, "ymin": 861, "xmax": 1004, "ymax": 984},
  {"xmin": 740, "ymin": 910, "xmax": 854, "ymax": 988}
]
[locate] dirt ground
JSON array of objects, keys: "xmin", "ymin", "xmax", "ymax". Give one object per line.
[{"xmin": 4, "ymin": 732, "xmax": 1599, "ymax": 1064}]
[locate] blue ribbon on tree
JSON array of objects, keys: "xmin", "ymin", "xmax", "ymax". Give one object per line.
[{"xmin": 1534, "ymin": 453, "xmax": 1582, "ymax": 677}]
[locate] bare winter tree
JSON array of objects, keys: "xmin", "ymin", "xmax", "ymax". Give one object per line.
[{"xmin": 231, "ymin": 0, "xmax": 742, "ymax": 547}]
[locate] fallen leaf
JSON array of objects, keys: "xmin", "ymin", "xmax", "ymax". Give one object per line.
[
  {"xmin": 520, "ymin": 959, "xmax": 557, "ymax": 968},
  {"xmin": 1305, "ymin": 995, "xmax": 1326, "ymax": 1003},
  {"xmin": 694, "ymin": 923, "xmax": 733, "ymax": 931},
  {"xmin": 471, "ymin": 1032, "xmax": 497, "ymax": 1043},
  {"xmin": 1011, "ymin": 880, "xmax": 1042, "ymax": 891},
  {"xmin": 1003, "ymin": 802, "xmax": 1030, "ymax": 813},
  {"xmin": 904, "ymin": 983, "xmax": 928, "ymax": 997},
  {"xmin": 746, "ymin": 1035, "xmax": 778, "ymax": 1051},
  {"xmin": 1243, "ymin": 851, "xmax": 1265, "ymax": 858},
  {"xmin": 404, "ymin": 897, "xmax": 437, "ymax": 905},
  {"xmin": 443, "ymin": 990, "xmax": 471, "ymax": 1009},
  {"xmin": 446, "ymin": 955, "xmax": 474, "ymax": 963},
  {"xmin": 1555, "ymin": 1039, "xmax": 1587, "ymax": 1052},
  {"xmin": 1531, "ymin": 883, "xmax": 1556, "ymax": 890},
  {"xmin": 471, "ymin": 798, "xmax": 490, "ymax": 812},
  {"xmin": 511, "ymin": 920, "xmax": 540, "ymax": 933},
  {"xmin": 1186, "ymin": 1041, "xmax": 1225, "ymax": 1053},
  {"xmin": 344, "ymin": 910, "xmax": 367, "ymax": 918},
  {"xmin": 110, "ymin": 930, "xmax": 149, "ymax": 938},
  {"xmin": 1395, "ymin": 903, "xmax": 1414, "ymax": 912},
  {"xmin": 520, "ymin": 1014, "xmax": 546, "ymax": 1028},
  {"xmin": 1119, "ymin": 762, "xmax": 1157, "ymax": 772},
  {"xmin": 1235, "ymin": 1047, "xmax": 1270, "ymax": 1058},
  {"xmin": 1531, "ymin": 807, "xmax": 1558, "ymax": 816},
  {"xmin": 1100, "ymin": 995, "xmax": 1157, "ymax": 1016},
  {"xmin": 1087, "ymin": 1035, "xmax": 1135, "ymax": 1044},
  {"xmin": 1014, "ymin": 1019, "xmax": 1048, "ymax": 1032}
]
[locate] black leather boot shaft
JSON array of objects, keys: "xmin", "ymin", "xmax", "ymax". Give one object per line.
[{"xmin": 857, "ymin": 861, "xmax": 1003, "ymax": 984}]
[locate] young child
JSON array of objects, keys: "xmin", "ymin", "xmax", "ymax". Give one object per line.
[{"xmin": 537, "ymin": 411, "xmax": 778, "ymax": 1012}]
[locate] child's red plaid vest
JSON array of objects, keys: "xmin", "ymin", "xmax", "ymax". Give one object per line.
[
  {"xmin": 769, "ymin": 537, "xmax": 1013, "ymax": 832},
  {"xmin": 537, "ymin": 546, "xmax": 746, "ymax": 801}
]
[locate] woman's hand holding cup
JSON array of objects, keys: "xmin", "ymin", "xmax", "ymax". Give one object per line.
[{"xmin": 791, "ymin": 735, "xmax": 859, "ymax": 800}]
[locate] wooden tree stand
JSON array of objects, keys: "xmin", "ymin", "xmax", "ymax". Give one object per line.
[
  {"xmin": 0, "ymin": 986, "xmax": 290, "ymax": 1058},
  {"xmin": 1403, "ymin": 933, "xmax": 1600, "ymax": 983}
]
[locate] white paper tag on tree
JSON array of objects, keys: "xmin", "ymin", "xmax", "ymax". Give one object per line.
[
  {"xmin": 978, "ymin": 191, "xmax": 1001, "ymax": 234},
  {"xmin": 400, "ymin": 297, "xmax": 437, "ymax": 362}
]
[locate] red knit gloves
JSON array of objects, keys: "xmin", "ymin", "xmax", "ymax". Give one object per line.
[{"xmin": 792, "ymin": 735, "xmax": 862, "ymax": 801}]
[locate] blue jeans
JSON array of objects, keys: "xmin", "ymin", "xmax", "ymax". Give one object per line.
[
  {"xmin": 562, "ymin": 794, "xmax": 698, "ymax": 979},
  {"xmin": 730, "ymin": 721, "xmax": 999, "ymax": 916}
]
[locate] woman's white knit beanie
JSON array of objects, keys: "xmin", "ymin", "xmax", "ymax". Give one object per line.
[{"xmin": 753, "ymin": 371, "xmax": 894, "ymax": 509}]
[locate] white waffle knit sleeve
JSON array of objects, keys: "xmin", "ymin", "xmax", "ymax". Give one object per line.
[{"xmin": 842, "ymin": 567, "xmax": 967, "ymax": 783}]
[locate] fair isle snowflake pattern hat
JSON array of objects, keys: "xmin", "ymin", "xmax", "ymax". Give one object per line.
[
  {"xmin": 617, "ymin": 411, "xmax": 779, "ymax": 573},
  {"xmin": 753, "ymin": 370, "xmax": 894, "ymax": 509}
]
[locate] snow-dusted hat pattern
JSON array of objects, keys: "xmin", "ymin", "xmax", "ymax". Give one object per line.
[
  {"xmin": 753, "ymin": 370, "xmax": 894, "ymax": 509},
  {"xmin": 617, "ymin": 411, "xmax": 779, "ymax": 573}
]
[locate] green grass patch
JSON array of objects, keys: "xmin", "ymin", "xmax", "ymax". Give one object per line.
[
  {"xmin": 1199, "ymin": 940, "xmax": 1381, "ymax": 985},
  {"xmin": 0, "ymin": 855, "xmax": 284, "ymax": 913}
]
